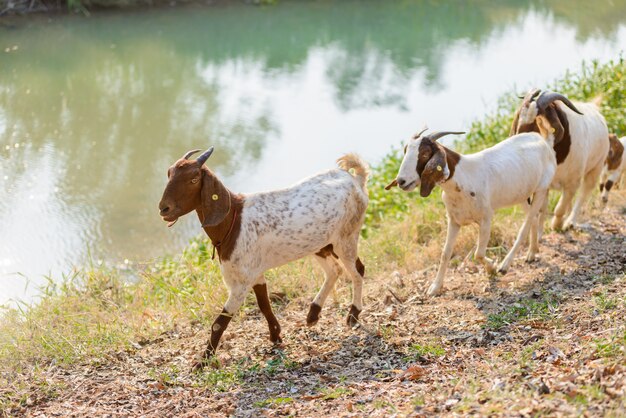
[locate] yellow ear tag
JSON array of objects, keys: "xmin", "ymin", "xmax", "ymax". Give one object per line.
[
  {"xmin": 212, "ymin": 194, "xmax": 219, "ymax": 201},
  {"xmin": 437, "ymin": 165, "xmax": 442, "ymax": 172},
  {"xmin": 349, "ymin": 168, "xmax": 355, "ymax": 175}
]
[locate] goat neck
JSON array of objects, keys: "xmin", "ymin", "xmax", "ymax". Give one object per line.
[{"xmin": 195, "ymin": 181, "xmax": 245, "ymax": 262}]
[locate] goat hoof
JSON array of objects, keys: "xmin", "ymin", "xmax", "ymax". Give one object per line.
[
  {"xmin": 346, "ymin": 304, "xmax": 361, "ymax": 327},
  {"xmin": 525, "ymin": 254, "xmax": 537, "ymax": 263},
  {"xmin": 496, "ymin": 263, "xmax": 508, "ymax": 275},
  {"xmin": 306, "ymin": 303, "xmax": 321, "ymax": 326},
  {"xmin": 426, "ymin": 284, "xmax": 442, "ymax": 297},
  {"xmin": 551, "ymin": 219, "xmax": 565, "ymax": 231},
  {"xmin": 191, "ymin": 355, "xmax": 218, "ymax": 372}
]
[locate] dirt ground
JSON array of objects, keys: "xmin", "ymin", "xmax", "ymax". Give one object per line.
[{"xmin": 14, "ymin": 197, "xmax": 626, "ymax": 417}]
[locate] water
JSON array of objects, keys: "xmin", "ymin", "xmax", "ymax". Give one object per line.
[{"xmin": 1, "ymin": 0, "xmax": 625, "ymax": 304}]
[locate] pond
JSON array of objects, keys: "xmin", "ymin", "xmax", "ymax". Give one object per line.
[{"xmin": 1, "ymin": 0, "xmax": 625, "ymax": 304}]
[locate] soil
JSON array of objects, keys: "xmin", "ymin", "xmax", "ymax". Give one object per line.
[{"xmin": 14, "ymin": 201, "xmax": 626, "ymax": 417}]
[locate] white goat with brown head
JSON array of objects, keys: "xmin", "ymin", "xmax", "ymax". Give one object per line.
[
  {"xmin": 387, "ymin": 124, "xmax": 557, "ymax": 296},
  {"xmin": 511, "ymin": 89, "xmax": 609, "ymax": 230},
  {"xmin": 159, "ymin": 147, "xmax": 369, "ymax": 369},
  {"xmin": 599, "ymin": 133, "xmax": 625, "ymax": 204}
]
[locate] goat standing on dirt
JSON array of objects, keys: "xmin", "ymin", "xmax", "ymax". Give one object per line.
[
  {"xmin": 159, "ymin": 147, "xmax": 369, "ymax": 369},
  {"xmin": 386, "ymin": 124, "xmax": 557, "ymax": 297},
  {"xmin": 599, "ymin": 133, "xmax": 625, "ymax": 204},
  {"xmin": 511, "ymin": 89, "xmax": 609, "ymax": 231}
]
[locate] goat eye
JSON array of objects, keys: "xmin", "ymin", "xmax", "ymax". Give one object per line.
[{"xmin": 191, "ymin": 178, "xmax": 199, "ymax": 184}]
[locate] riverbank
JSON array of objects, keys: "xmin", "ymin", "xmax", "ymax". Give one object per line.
[
  {"xmin": 0, "ymin": 0, "xmax": 271, "ymax": 17},
  {"xmin": 1, "ymin": 58, "xmax": 625, "ymax": 415}
]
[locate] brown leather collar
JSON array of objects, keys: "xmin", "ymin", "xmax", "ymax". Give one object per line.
[{"xmin": 211, "ymin": 196, "xmax": 238, "ymax": 262}]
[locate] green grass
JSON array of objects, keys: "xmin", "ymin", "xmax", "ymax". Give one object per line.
[
  {"xmin": 594, "ymin": 291, "xmax": 620, "ymax": 313},
  {"xmin": 486, "ymin": 292, "xmax": 561, "ymax": 330},
  {"xmin": 321, "ymin": 386, "xmax": 352, "ymax": 400},
  {"xmin": 254, "ymin": 397, "xmax": 294, "ymax": 408},
  {"xmin": 408, "ymin": 343, "xmax": 446, "ymax": 358},
  {"xmin": 595, "ymin": 329, "xmax": 626, "ymax": 358}
]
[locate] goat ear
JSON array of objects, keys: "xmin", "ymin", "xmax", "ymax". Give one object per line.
[
  {"xmin": 200, "ymin": 170, "xmax": 231, "ymax": 227},
  {"xmin": 419, "ymin": 149, "xmax": 447, "ymax": 197},
  {"xmin": 544, "ymin": 105, "xmax": 566, "ymax": 144}
]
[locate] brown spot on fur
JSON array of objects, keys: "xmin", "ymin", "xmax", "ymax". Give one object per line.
[
  {"xmin": 355, "ymin": 257, "xmax": 365, "ymax": 277},
  {"xmin": 607, "ymin": 134, "xmax": 624, "ymax": 170},
  {"xmin": 346, "ymin": 304, "xmax": 361, "ymax": 327},
  {"xmin": 445, "ymin": 147, "xmax": 461, "ymax": 180},
  {"xmin": 253, "ymin": 283, "xmax": 281, "ymax": 343},
  {"xmin": 307, "ymin": 303, "xmax": 322, "ymax": 326},
  {"xmin": 316, "ymin": 244, "xmax": 339, "ymax": 259},
  {"xmin": 605, "ymin": 180, "xmax": 615, "ymax": 191}
]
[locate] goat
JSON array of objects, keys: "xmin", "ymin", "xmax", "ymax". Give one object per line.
[
  {"xmin": 386, "ymin": 122, "xmax": 556, "ymax": 297},
  {"xmin": 511, "ymin": 89, "xmax": 609, "ymax": 231},
  {"xmin": 159, "ymin": 147, "xmax": 369, "ymax": 369},
  {"xmin": 599, "ymin": 133, "xmax": 626, "ymax": 204}
]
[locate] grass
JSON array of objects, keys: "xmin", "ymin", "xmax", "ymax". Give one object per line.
[
  {"xmin": 1, "ymin": 58, "xmax": 626, "ymax": 414},
  {"xmin": 595, "ymin": 329, "xmax": 626, "ymax": 359},
  {"xmin": 408, "ymin": 343, "xmax": 446, "ymax": 358},
  {"xmin": 321, "ymin": 386, "xmax": 352, "ymax": 400},
  {"xmin": 486, "ymin": 292, "xmax": 561, "ymax": 330},
  {"xmin": 593, "ymin": 291, "xmax": 619, "ymax": 313}
]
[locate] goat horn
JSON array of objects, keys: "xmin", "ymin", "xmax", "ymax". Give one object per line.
[
  {"xmin": 384, "ymin": 179, "xmax": 398, "ymax": 190},
  {"xmin": 182, "ymin": 149, "xmax": 202, "ymax": 160},
  {"xmin": 413, "ymin": 126, "xmax": 429, "ymax": 139},
  {"xmin": 428, "ymin": 131, "xmax": 466, "ymax": 142},
  {"xmin": 196, "ymin": 146, "xmax": 215, "ymax": 166},
  {"xmin": 536, "ymin": 92, "xmax": 584, "ymax": 115},
  {"xmin": 520, "ymin": 88, "xmax": 541, "ymax": 104}
]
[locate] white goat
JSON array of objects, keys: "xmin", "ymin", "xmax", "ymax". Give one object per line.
[
  {"xmin": 387, "ymin": 122, "xmax": 556, "ymax": 297},
  {"xmin": 600, "ymin": 133, "xmax": 626, "ymax": 203},
  {"xmin": 511, "ymin": 89, "xmax": 609, "ymax": 231},
  {"xmin": 159, "ymin": 147, "xmax": 369, "ymax": 368}
]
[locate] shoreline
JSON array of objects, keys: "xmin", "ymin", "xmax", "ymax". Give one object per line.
[{"xmin": 0, "ymin": 0, "xmax": 268, "ymax": 19}]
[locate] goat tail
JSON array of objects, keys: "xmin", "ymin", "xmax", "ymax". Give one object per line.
[
  {"xmin": 590, "ymin": 94, "xmax": 604, "ymax": 108},
  {"xmin": 337, "ymin": 153, "xmax": 370, "ymax": 191}
]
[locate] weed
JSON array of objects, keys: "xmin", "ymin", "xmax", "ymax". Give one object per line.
[
  {"xmin": 487, "ymin": 292, "xmax": 560, "ymax": 330},
  {"xmin": 321, "ymin": 386, "xmax": 352, "ymax": 400},
  {"xmin": 594, "ymin": 291, "xmax": 619, "ymax": 313},
  {"xmin": 408, "ymin": 343, "xmax": 445, "ymax": 358},
  {"xmin": 254, "ymin": 397, "xmax": 294, "ymax": 408}
]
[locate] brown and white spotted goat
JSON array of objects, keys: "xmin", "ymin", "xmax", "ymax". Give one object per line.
[
  {"xmin": 159, "ymin": 147, "xmax": 369, "ymax": 369},
  {"xmin": 510, "ymin": 89, "xmax": 609, "ymax": 231}
]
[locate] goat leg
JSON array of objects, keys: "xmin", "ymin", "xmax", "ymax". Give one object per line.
[{"xmin": 191, "ymin": 309, "xmax": 233, "ymax": 371}]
